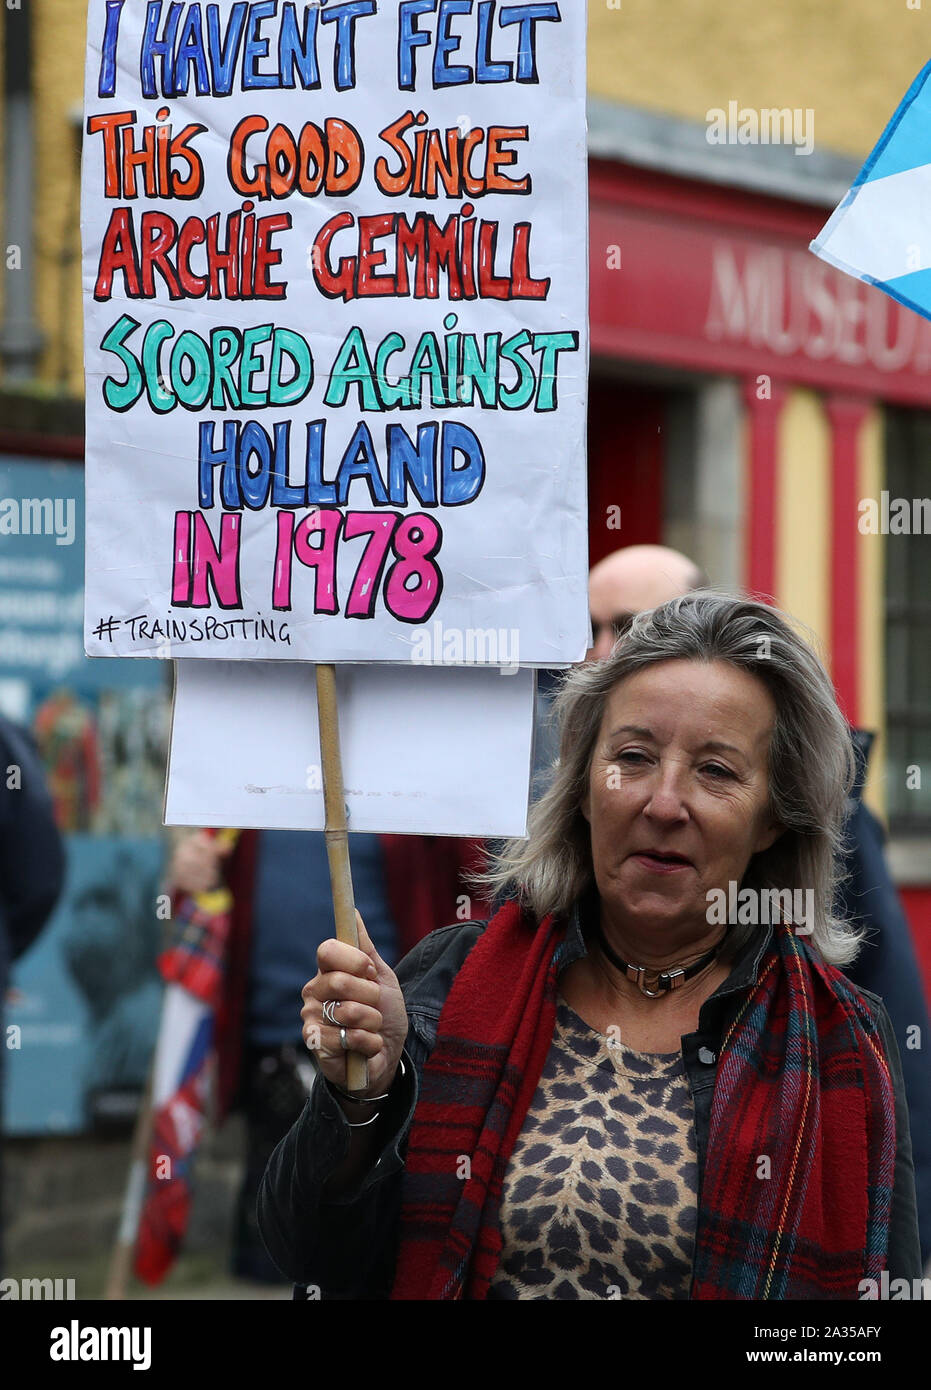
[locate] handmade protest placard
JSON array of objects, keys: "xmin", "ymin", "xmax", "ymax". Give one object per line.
[{"xmin": 82, "ymin": 1, "xmax": 590, "ymax": 666}]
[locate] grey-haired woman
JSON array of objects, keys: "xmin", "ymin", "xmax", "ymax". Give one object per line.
[{"xmin": 260, "ymin": 591, "xmax": 921, "ymax": 1300}]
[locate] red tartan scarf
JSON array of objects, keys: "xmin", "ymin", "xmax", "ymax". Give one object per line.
[{"xmin": 389, "ymin": 899, "xmax": 897, "ymax": 1300}]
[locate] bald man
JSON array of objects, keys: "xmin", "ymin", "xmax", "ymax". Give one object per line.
[
  {"xmin": 587, "ymin": 544, "xmax": 707, "ymax": 661},
  {"xmin": 530, "ymin": 544, "xmax": 705, "ymax": 784}
]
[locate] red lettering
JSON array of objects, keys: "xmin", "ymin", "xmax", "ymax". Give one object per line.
[
  {"xmin": 139, "ymin": 212, "xmax": 182, "ymax": 299},
  {"xmin": 176, "ymin": 217, "xmax": 207, "ymax": 297},
  {"xmin": 253, "ymin": 212, "xmax": 291, "ymax": 299},
  {"xmin": 94, "ymin": 207, "xmax": 141, "ymax": 300},
  {"xmin": 312, "ymin": 213, "xmax": 356, "ymax": 300},
  {"xmin": 357, "ymin": 214, "xmax": 397, "ymax": 297}
]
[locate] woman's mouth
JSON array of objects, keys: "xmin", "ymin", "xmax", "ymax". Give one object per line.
[{"xmin": 630, "ymin": 851, "xmax": 693, "ymax": 873}]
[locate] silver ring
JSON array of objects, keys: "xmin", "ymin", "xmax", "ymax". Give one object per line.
[
  {"xmin": 339, "ymin": 1027, "xmax": 349, "ymax": 1051},
  {"xmin": 322, "ymin": 1000, "xmax": 341, "ymax": 1025}
]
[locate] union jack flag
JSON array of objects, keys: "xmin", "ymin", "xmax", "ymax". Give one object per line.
[{"xmin": 133, "ymin": 830, "xmax": 239, "ymax": 1285}]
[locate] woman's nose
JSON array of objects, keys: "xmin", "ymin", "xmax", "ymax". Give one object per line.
[{"xmin": 642, "ymin": 764, "xmax": 689, "ymax": 820}]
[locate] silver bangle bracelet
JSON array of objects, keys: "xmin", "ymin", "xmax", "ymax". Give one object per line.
[
  {"xmin": 331, "ymin": 1085, "xmax": 391, "ymax": 1105},
  {"xmin": 328, "ymin": 1055, "xmax": 406, "ymax": 1106}
]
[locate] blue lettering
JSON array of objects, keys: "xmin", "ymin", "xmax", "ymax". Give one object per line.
[
  {"xmin": 500, "ymin": 3, "xmax": 560, "ymax": 81},
  {"xmin": 205, "ymin": 2, "xmax": 248, "ymax": 95},
  {"xmin": 241, "ymin": 0, "xmax": 279, "ymax": 89},
  {"xmin": 441, "ymin": 422, "xmax": 485, "ymax": 504},
  {"xmin": 277, "ymin": 2, "xmax": 321, "ymax": 89},
  {"xmin": 173, "ymin": 6, "xmax": 211, "ymax": 96},
  {"xmin": 239, "ymin": 421, "xmax": 273, "ymax": 509},
  {"xmin": 475, "ymin": 1, "xmax": 512, "ymax": 81},
  {"xmin": 434, "ymin": 1, "xmax": 472, "ymax": 87},
  {"xmin": 198, "ymin": 420, "xmax": 241, "ymax": 509},
  {"xmin": 387, "ymin": 423, "xmax": 438, "ymax": 506},
  {"xmin": 398, "ymin": 0, "xmax": 436, "ymax": 90},
  {"xmin": 140, "ymin": 1, "xmax": 183, "ymax": 98},
  {"xmin": 320, "ymin": 1, "xmax": 377, "ymax": 92},
  {"xmin": 306, "ymin": 422, "xmax": 337, "ymax": 505},
  {"xmin": 98, "ymin": 0, "xmax": 126, "ymax": 97}
]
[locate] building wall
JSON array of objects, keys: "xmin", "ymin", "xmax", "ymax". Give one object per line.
[
  {"xmin": 776, "ymin": 389, "xmax": 831, "ymax": 660},
  {"xmin": 768, "ymin": 390, "xmax": 887, "ymax": 817},
  {"xmin": 32, "ymin": 0, "xmax": 85, "ymax": 397},
  {"xmin": 589, "ymin": 0, "xmax": 927, "ymax": 159},
  {"xmin": 857, "ymin": 406, "xmax": 887, "ymax": 815},
  {"xmin": 0, "ymin": 0, "xmax": 85, "ymax": 395}
]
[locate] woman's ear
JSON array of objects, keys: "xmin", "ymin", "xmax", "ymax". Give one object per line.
[{"xmin": 754, "ymin": 817, "xmax": 784, "ymax": 856}]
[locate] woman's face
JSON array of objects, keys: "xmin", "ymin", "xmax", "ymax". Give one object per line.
[{"xmin": 582, "ymin": 658, "xmax": 783, "ymax": 945}]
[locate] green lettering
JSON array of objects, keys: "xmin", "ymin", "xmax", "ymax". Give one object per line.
[
  {"xmin": 533, "ymin": 331, "xmax": 580, "ymax": 411},
  {"xmin": 239, "ymin": 324, "xmax": 274, "ymax": 407},
  {"xmin": 269, "ymin": 329, "xmax": 313, "ymax": 407},
  {"xmin": 170, "ymin": 331, "xmax": 212, "ymax": 410},
  {"xmin": 210, "ymin": 328, "xmax": 242, "ymax": 410},
  {"xmin": 324, "ymin": 327, "xmax": 380, "ymax": 410},
  {"xmin": 498, "ymin": 330, "xmax": 535, "ymax": 410},
  {"xmin": 374, "ymin": 332, "xmax": 412, "ymax": 409},
  {"xmin": 142, "ymin": 321, "xmax": 176, "ymax": 413},
  {"xmin": 101, "ymin": 314, "xmax": 144, "ymax": 411}
]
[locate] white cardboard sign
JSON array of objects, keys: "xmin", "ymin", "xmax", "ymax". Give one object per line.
[
  {"xmin": 165, "ymin": 659, "xmax": 536, "ymax": 836},
  {"xmin": 82, "ymin": 1, "xmax": 590, "ymax": 666}
]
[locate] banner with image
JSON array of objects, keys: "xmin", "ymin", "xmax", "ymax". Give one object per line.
[{"xmin": 0, "ymin": 456, "xmax": 169, "ymax": 1134}]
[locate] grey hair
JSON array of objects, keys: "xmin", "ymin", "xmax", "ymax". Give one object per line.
[{"xmin": 477, "ymin": 590, "xmax": 861, "ymax": 967}]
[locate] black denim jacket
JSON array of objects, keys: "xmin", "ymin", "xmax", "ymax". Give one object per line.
[{"xmin": 258, "ymin": 906, "xmax": 922, "ymax": 1299}]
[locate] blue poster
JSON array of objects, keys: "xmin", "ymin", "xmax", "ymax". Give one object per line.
[
  {"xmin": 0, "ymin": 455, "xmax": 171, "ymax": 1134},
  {"xmin": 5, "ymin": 838, "xmax": 164, "ymax": 1133}
]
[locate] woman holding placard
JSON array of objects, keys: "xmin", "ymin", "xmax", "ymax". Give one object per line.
[{"xmin": 258, "ymin": 590, "xmax": 921, "ymax": 1299}]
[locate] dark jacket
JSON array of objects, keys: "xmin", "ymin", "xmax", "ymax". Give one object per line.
[
  {"xmin": 840, "ymin": 729, "xmax": 931, "ymax": 1264},
  {"xmin": 214, "ymin": 830, "xmax": 482, "ymax": 1120},
  {"xmin": 0, "ymin": 715, "xmax": 65, "ymax": 986},
  {"xmin": 0, "ymin": 715, "xmax": 65, "ymax": 1277},
  {"xmin": 258, "ymin": 901, "xmax": 922, "ymax": 1299}
]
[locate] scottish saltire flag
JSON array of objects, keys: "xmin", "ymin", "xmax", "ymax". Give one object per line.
[{"xmin": 811, "ymin": 59, "xmax": 931, "ymax": 321}]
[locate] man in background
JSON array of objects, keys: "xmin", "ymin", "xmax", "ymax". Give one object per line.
[{"xmin": 587, "ymin": 544, "xmax": 708, "ymax": 660}]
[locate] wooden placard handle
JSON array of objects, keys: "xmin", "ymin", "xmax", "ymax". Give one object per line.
[{"xmin": 315, "ymin": 663, "xmax": 369, "ymax": 1094}]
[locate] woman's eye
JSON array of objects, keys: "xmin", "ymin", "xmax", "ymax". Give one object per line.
[
  {"xmin": 704, "ymin": 764, "xmax": 734, "ymax": 779},
  {"xmin": 617, "ymin": 751, "xmax": 647, "ymax": 764}
]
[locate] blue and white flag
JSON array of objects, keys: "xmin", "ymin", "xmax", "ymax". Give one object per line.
[{"xmin": 811, "ymin": 60, "xmax": 931, "ymax": 322}]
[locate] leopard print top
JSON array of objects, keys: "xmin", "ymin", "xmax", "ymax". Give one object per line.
[{"xmin": 487, "ymin": 995, "xmax": 699, "ymax": 1300}]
